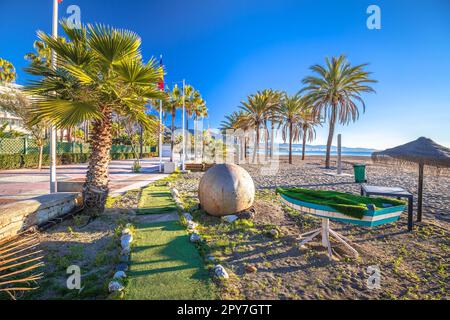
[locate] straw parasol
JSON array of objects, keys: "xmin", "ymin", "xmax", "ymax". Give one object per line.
[{"xmin": 372, "ymin": 137, "xmax": 450, "ymax": 221}]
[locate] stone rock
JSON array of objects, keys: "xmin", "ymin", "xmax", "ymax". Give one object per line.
[
  {"xmin": 206, "ymin": 255, "xmax": 216, "ymax": 262},
  {"xmin": 190, "ymin": 232, "xmax": 201, "ymax": 243},
  {"xmin": 187, "ymin": 221, "xmax": 198, "ymax": 230},
  {"xmin": 198, "ymin": 164, "xmax": 255, "ymax": 216},
  {"xmin": 222, "ymin": 215, "xmax": 239, "ymax": 223},
  {"xmin": 116, "ymin": 263, "xmax": 129, "ymax": 272},
  {"xmin": 120, "ymin": 234, "xmax": 133, "ymax": 249},
  {"xmin": 245, "ymin": 265, "xmax": 257, "ymax": 273},
  {"xmin": 269, "ymin": 229, "xmax": 280, "ymax": 238},
  {"xmin": 119, "ymin": 254, "xmax": 129, "ymax": 263},
  {"xmin": 170, "ymin": 188, "xmax": 180, "ymax": 198},
  {"xmin": 237, "ymin": 207, "xmax": 256, "ymax": 220},
  {"xmin": 120, "ymin": 246, "xmax": 131, "ymax": 256},
  {"xmin": 121, "ymin": 228, "xmax": 132, "ymax": 235},
  {"xmin": 113, "ymin": 271, "xmax": 127, "ymax": 279},
  {"xmin": 182, "ymin": 212, "xmax": 193, "ymax": 221},
  {"xmin": 214, "ymin": 264, "xmax": 229, "ymax": 279},
  {"xmin": 108, "ymin": 281, "xmax": 124, "ymax": 292}
]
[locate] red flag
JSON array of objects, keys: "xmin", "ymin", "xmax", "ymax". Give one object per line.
[{"xmin": 58, "ymin": 0, "xmax": 63, "ymax": 3}]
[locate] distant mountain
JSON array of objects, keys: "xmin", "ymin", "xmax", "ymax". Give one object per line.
[{"xmin": 277, "ymin": 143, "xmax": 376, "ymax": 153}]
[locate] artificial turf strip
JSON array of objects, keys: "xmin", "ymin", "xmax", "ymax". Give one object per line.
[
  {"xmin": 125, "ymin": 221, "xmax": 216, "ymax": 300},
  {"xmin": 137, "ymin": 184, "xmax": 178, "ymax": 214},
  {"xmin": 276, "ymin": 188, "xmax": 406, "ymax": 219}
]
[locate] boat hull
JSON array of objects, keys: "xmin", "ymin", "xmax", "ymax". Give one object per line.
[{"xmin": 278, "ymin": 193, "xmax": 406, "ymax": 227}]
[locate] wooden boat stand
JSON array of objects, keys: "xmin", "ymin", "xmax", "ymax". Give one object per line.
[{"xmin": 299, "ymin": 218, "xmax": 359, "ymax": 259}]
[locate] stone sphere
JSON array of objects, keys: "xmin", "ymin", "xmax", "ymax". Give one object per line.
[{"xmin": 198, "ymin": 164, "xmax": 255, "ymax": 216}]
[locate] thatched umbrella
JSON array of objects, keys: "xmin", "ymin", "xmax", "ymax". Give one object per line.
[{"xmin": 372, "ymin": 137, "xmax": 450, "ymax": 221}]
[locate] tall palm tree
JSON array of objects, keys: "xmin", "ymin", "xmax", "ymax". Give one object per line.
[
  {"xmin": 264, "ymin": 89, "xmax": 283, "ymax": 159},
  {"xmin": 278, "ymin": 94, "xmax": 304, "ymax": 164},
  {"xmin": 299, "ymin": 106, "xmax": 319, "ymax": 160},
  {"xmin": 302, "ymin": 55, "xmax": 376, "ymax": 168},
  {"xmin": 192, "ymin": 102, "xmax": 207, "ymax": 161},
  {"xmin": 164, "ymin": 84, "xmax": 182, "ymax": 161},
  {"xmin": 27, "ymin": 23, "xmax": 165, "ymax": 214},
  {"xmin": 239, "ymin": 91, "xmax": 272, "ymax": 163}
]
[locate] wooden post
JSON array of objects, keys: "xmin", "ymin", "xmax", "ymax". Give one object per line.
[
  {"xmin": 321, "ymin": 218, "xmax": 329, "ymax": 248},
  {"xmin": 337, "ymin": 134, "xmax": 342, "ymax": 174},
  {"xmin": 417, "ymin": 162, "xmax": 424, "ymax": 222}
]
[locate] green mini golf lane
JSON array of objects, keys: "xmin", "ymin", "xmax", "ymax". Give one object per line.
[
  {"xmin": 137, "ymin": 184, "xmax": 178, "ymax": 214},
  {"xmin": 126, "ymin": 221, "xmax": 216, "ymax": 300}
]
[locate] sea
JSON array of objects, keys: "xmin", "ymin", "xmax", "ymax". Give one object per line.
[{"xmin": 274, "ymin": 150, "xmax": 373, "ymax": 157}]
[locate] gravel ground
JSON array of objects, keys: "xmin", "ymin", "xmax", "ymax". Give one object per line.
[{"xmin": 172, "ymin": 156, "xmax": 449, "ymax": 300}]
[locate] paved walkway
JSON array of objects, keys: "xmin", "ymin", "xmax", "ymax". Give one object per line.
[{"xmin": 0, "ymin": 158, "xmax": 169, "ymax": 204}]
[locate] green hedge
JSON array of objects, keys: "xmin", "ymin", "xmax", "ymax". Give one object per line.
[
  {"xmin": 0, "ymin": 154, "xmax": 23, "ymax": 169},
  {"xmin": 0, "ymin": 152, "xmax": 159, "ymax": 169}
]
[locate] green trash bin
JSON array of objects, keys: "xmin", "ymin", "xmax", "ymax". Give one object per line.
[{"xmin": 353, "ymin": 164, "xmax": 366, "ymax": 183}]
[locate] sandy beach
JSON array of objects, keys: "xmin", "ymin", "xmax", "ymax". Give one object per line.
[{"xmin": 244, "ymin": 155, "xmax": 449, "ymax": 222}]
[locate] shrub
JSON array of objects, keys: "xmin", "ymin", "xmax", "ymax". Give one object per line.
[{"xmin": 0, "ymin": 154, "xmax": 23, "ymax": 169}]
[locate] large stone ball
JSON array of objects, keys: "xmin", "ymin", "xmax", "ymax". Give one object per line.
[{"xmin": 198, "ymin": 164, "xmax": 255, "ymax": 216}]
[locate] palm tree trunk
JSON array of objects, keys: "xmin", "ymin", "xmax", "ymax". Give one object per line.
[
  {"xmin": 264, "ymin": 126, "xmax": 269, "ymax": 161},
  {"xmin": 325, "ymin": 107, "xmax": 337, "ymax": 169},
  {"xmin": 289, "ymin": 122, "xmax": 293, "ymax": 164},
  {"xmin": 38, "ymin": 144, "xmax": 43, "ymax": 170},
  {"xmin": 252, "ymin": 126, "xmax": 260, "ymax": 164},
  {"xmin": 302, "ymin": 131, "xmax": 307, "ymax": 161},
  {"xmin": 270, "ymin": 122, "xmax": 275, "ymax": 159},
  {"xmin": 244, "ymin": 133, "xmax": 248, "ymax": 160},
  {"xmin": 83, "ymin": 108, "xmax": 113, "ymax": 215},
  {"xmin": 171, "ymin": 108, "xmax": 175, "ymax": 162}
]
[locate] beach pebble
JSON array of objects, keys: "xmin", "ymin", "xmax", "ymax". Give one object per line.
[
  {"xmin": 182, "ymin": 212, "xmax": 193, "ymax": 221},
  {"xmin": 190, "ymin": 232, "xmax": 201, "ymax": 243},
  {"xmin": 222, "ymin": 215, "xmax": 239, "ymax": 223},
  {"xmin": 113, "ymin": 271, "xmax": 127, "ymax": 279},
  {"xmin": 108, "ymin": 281, "xmax": 124, "ymax": 292},
  {"xmin": 214, "ymin": 265, "xmax": 229, "ymax": 279},
  {"xmin": 120, "ymin": 234, "xmax": 133, "ymax": 249}
]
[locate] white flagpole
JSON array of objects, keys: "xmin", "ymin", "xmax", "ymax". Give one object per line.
[
  {"xmin": 182, "ymin": 79, "xmax": 186, "ymax": 170},
  {"xmin": 50, "ymin": 0, "xmax": 58, "ymax": 193}
]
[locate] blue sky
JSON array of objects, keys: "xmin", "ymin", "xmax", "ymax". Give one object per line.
[{"xmin": 1, "ymin": 0, "xmax": 449, "ymax": 149}]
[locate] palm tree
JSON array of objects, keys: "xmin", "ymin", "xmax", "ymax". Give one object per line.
[
  {"xmin": 27, "ymin": 23, "xmax": 165, "ymax": 214},
  {"xmin": 302, "ymin": 55, "xmax": 376, "ymax": 168},
  {"xmin": 264, "ymin": 89, "xmax": 283, "ymax": 159},
  {"xmin": 239, "ymin": 91, "xmax": 273, "ymax": 163},
  {"xmin": 192, "ymin": 102, "xmax": 207, "ymax": 161},
  {"xmin": 278, "ymin": 94, "xmax": 305, "ymax": 164},
  {"xmin": 164, "ymin": 84, "xmax": 182, "ymax": 161},
  {"xmin": 0, "ymin": 58, "xmax": 16, "ymax": 83},
  {"xmin": 299, "ymin": 106, "xmax": 319, "ymax": 160}
]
